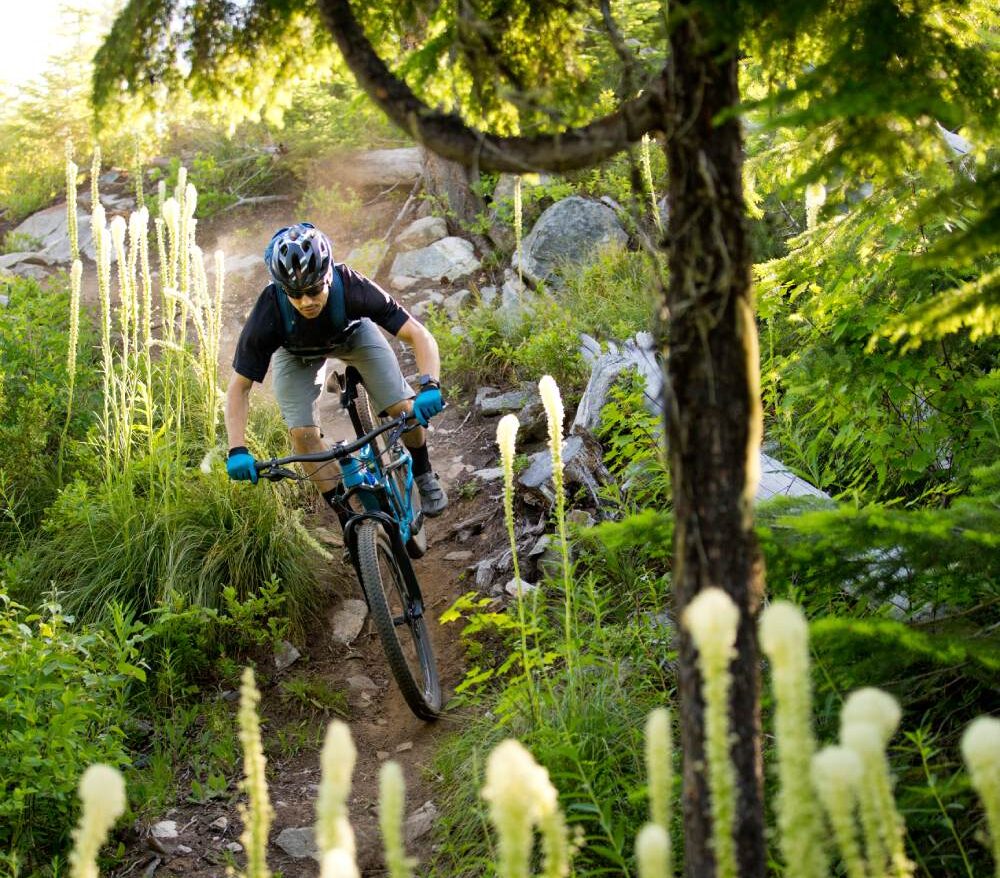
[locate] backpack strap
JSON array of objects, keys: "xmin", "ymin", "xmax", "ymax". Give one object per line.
[{"xmin": 328, "ymin": 263, "xmax": 346, "ymax": 331}]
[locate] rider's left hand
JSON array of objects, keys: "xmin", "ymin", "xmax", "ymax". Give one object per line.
[
  {"xmin": 412, "ymin": 387, "xmax": 444, "ymax": 427},
  {"xmin": 226, "ymin": 447, "xmax": 259, "ymax": 483}
]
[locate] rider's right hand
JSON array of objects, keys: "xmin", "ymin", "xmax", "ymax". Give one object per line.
[{"xmin": 226, "ymin": 447, "xmax": 258, "ymax": 484}]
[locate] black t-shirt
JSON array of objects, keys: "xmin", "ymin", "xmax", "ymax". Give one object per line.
[{"xmin": 233, "ymin": 263, "xmax": 411, "ymax": 382}]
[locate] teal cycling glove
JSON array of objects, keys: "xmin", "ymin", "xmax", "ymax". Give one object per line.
[
  {"xmin": 412, "ymin": 387, "xmax": 444, "ymax": 427},
  {"xmin": 227, "ymin": 447, "xmax": 258, "ymax": 483}
]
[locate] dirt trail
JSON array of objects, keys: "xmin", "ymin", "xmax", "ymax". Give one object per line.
[{"xmin": 110, "ymin": 205, "xmax": 508, "ymax": 877}]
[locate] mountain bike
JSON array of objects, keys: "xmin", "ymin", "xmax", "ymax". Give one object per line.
[{"xmin": 255, "ymin": 366, "xmax": 441, "ymax": 719}]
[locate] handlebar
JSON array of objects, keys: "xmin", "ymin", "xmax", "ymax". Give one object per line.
[{"xmin": 254, "ymin": 411, "xmax": 413, "ymax": 477}]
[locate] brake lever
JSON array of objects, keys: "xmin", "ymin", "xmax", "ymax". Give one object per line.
[{"xmin": 258, "ymin": 465, "xmax": 301, "ymax": 482}]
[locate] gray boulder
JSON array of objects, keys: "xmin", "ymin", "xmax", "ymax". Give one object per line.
[
  {"xmin": 389, "ymin": 237, "xmax": 481, "ymax": 290},
  {"xmin": 1, "ymin": 263, "xmax": 50, "ymax": 281},
  {"xmin": 395, "ymin": 216, "xmax": 448, "ymax": 251},
  {"xmin": 10, "ymin": 203, "xmax": 99, "ymax": 264},
  {"xmin": 408, "ymin": 290, "xmax": 445, "ymax": 320},
  {"xmin": 0, "ymin": 252, "xmax": 55, "ymax": 270},
  {"xmin": 338, "ymin": 147, "xmax": 423, "ymax": 188},
  {"xmin": 274, "ymin": 827, "xmax": 319, "ymax": 861},
  {"xmin": 476, "ymin": 385, "xmax": 540, "ymax": 416},
  {"xmin": 331, "ymin": 598, "xmax": 369, "ymax": 645},
  {"xmin": 442, "ymin": 288, "xmax": 472, "ymax": 320},
  {"xmin": 497, "ymin": 271, "xmax": 532, "ymax": 330},
  {"xmin": 512, "ymin": 196, "xmax": 628, "ymax": 289}
]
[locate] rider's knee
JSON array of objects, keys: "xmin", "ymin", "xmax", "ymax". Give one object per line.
[
  {"xmin": 385, "ymin": 399, "xmax": 412, "ymax": 417},
  {"xmin": 289, "ymin": 426, "xmax": 323, "ymax": 453}
]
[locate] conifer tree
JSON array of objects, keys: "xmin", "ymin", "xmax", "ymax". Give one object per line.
[{"xmin": 93, "ymin": 2, "xmax": 999, "ymax": 873}]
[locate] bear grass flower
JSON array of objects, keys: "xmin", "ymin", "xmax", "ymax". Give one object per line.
[
  {"xmin": 636, "ymin": 823, "xmax": 671, "ymax": 878},
  {"xmin": 841, "ymin": 720, "xmax": 891, "ymax": 872},
  {"xmin": 811, "ymin": 746, "xmax": 866, "ymax": 878},
  {"xmin": 379, "ymin": 761, "xmax": 415, "ymax": 878},
  {"xmin": 538, "ymin": 376, "xmax": 574, "ymax": 673},
  {"xmin": 483, "ymin": 739, "xmax": 565, "ymax": 878},
  {"xmin": 496, "ymin": 413, "xmax": 539, "ymax": 716},
  {"xmin": 316, "ymin": 720, "xmax": 358, "ymax": 858},
  {"xmin": 238, "ymin": 668, "xmax": 273, "ymax": 878},
  {"xmin": 682, "ymin": 588, "xmax": 740, "ymax": 878},
  {"xmin": 759, "ymin": 601, "xmax": 826, "ymax": 878},
  {"xmin": 842, "ymin": 687, "xmax": 902, "ymax": 745},
  {"xmin": 69, "ymin": 764, "xmax": 126, "ymax": 878},
  {"xmin": 841, "ymin": 689, "xmax": 912, "ymax": 877},
  {"xmin": 961, "ymin": 715, "xmax": 1000, "ymax": 877},
  {"xmin": 320, "ymin": 848, "xmax": 361, "ymax": 878},
  {"xmin": 645, "ymin": 707, "xmax": 672, "ymax": 834}
]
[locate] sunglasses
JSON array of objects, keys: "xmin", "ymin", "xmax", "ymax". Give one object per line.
[{"xmin": 284, "ymin": 282, "xmax": 327, "ymax": 300}]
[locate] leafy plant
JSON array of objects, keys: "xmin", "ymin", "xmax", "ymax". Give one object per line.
[
  {"xmin": 0, "ymin": 592, "xmax": 135, "ymax": 869},
  {"xmin": 0, "ymin": 231, "xmax": 42, "ymax": 254},
  {"xmin": 0, "ymin": 275, "xmax": 99, "ymax": 555},
  {"xmin": 757, "ymin": 167, "xmax": 1000, "ymax": 505},
  {"xmin": 597, "ymin": 371, "xmax": 670, "ymax": 510}
]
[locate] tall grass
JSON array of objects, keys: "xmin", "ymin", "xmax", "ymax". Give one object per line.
[
  {"xmin": 15, "ymin": 457, "xmax": 321, "ymax": 631},
  {"xmin": 9, "ymin": 145, "xmax": 326, "ymax": 629},
  {"xmin": 64, "ymin": 629, "xmax": 1000, "ymax": 877}
]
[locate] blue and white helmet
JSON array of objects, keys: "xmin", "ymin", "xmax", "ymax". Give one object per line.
[{"xmin": 265, "ymin": 222, "xmax": 333, "ymax": 293}]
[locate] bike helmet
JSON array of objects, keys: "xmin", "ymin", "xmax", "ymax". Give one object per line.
[{"xmin": 265, "ymin": 222, "xmax": 333, "ymax": 293}]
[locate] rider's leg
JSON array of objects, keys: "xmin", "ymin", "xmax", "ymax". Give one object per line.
[
  {"xmin": 288, "ymin": 425, "xmax": 340, "ymax": 493},
  {"xmin": 272, "ymin": 349, "xmax": 340, "ymax": 494},
  {"xmin": 337, "ymin": 321, "xmax": 448, "ymax": 516}
]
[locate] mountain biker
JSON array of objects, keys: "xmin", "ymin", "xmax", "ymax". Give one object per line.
[{"xmin": 223, "ymin": 222, "xmax": 449, "ymax": 516}]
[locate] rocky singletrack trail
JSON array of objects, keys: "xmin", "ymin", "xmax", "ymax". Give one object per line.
[{"xmin": 108, "ymin": 201, "xmax": 510, "ymax": 878}]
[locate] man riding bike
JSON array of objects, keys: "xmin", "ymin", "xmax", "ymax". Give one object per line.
[{"xmin": 223, "ymin": 222, "xmax": 449, "ymax": 516}]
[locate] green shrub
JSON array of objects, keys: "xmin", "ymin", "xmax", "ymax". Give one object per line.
[
  {"xmin": 0, "ymin": 592, "xmax": 136, "ymax": 868},
  {"xmin": 597, "ymin": 372, "xmax": 670, "ymax": 510},
  {"xmin": 757, "ymin": 174, "xmax": 1000, "ymax": 505},
  {"xmin": 758, "ymin": 466, "xmax": 1000, "ymax": 619},
  {"xmin": 432, "ymin": 297, "xmax": 587, "ymax": 392},
  {"xmin": 433, "ymin": 246, "xmax": 656, "ymax": 393},
  {"xmin": 155, "ymin": 136, "xmax": 292, "ymax": 218},
  {"xmin": 0, "ymin": 275, "xmax": 99, "ymax": 555}
]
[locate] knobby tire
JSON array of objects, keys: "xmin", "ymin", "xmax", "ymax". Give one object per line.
[{"xmin": 354, "ymin": 520, "xmax": 441, "ymax": 720}]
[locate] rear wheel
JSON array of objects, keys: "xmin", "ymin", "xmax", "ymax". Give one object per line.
[
  {"xmin": 354, "ymin": 521, "xmax": 441, "ymax": 719},
  {"xmin": 355, "ymin": 383, "xmax": 427, "ymax": 558}
]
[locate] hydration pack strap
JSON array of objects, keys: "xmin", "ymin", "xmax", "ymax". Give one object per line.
[{"xmin": 276, "ymin": 265, "xmax": 347, "ymax": 340}]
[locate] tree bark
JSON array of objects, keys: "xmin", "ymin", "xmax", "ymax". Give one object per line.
[
  {"xmin": 664, "ymin": 8, "xmax": 767, "ymax": 878},
  {"xmin": 421, "ymin": 148, "xmax": 487, "ymax": 234},
  {"xmin": 315, "ymin": 2, "xmax": 768, "ymax": 871}
]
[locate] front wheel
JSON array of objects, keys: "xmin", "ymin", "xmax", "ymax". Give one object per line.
[{"xmin": 354, "ymin": 521, "xmax": 441, "ymax": 719}]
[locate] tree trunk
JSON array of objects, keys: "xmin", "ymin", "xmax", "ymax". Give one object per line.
[
  {"xmin": 664, "ymin": 8, "xmax": 767, "ymax": 878},
  {"xmin": 421, "ymin": 148, "xmax": 486, "ymax": 233}
]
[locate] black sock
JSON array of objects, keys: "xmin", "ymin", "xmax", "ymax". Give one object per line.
[
  {"xmin": 409, "ymin": 443, "xmax": 432, "ymax": 477},
  {"xmin": 321, "ymin": 487, "xmax": 338, "ymax": 507}
]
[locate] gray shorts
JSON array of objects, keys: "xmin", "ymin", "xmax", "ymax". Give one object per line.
[{"xmin": 271, "ymin": 319, "xmax": 414, "ymax": 429}]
